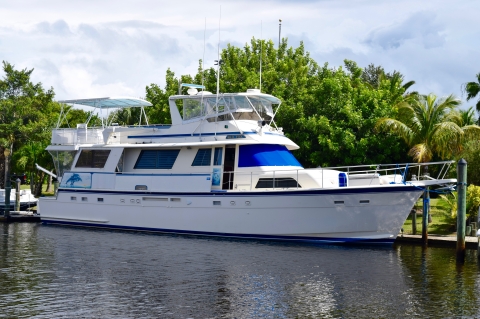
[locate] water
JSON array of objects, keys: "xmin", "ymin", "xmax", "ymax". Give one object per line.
[{"xmin": 1, "ymin": 223, "xmax": 479, "ymax": 319}]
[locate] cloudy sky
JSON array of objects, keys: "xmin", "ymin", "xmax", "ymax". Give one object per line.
[{"xmin": 1, "ymin": 0, "xmax": 479, "ymax": 109}]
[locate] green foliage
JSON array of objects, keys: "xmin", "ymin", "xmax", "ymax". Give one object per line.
[
  {"xmin": 457, "ymin": 140, "xmax": 480, "ymax": 186},
  {"xmin": 466, "ymin": 184, "xmax": 480, "ymax": 218},
  {"xmin": 439, "ymin": 192, "xmax": 458, "ymax": 223},
  {"xmin": 0, "ymin": 61, "xmax": 61, "ymax": 193},
  {"xmin": 142, "ymin": 68, "xmax": 195, "ymax": 124},
  {"xmin": 181, "ymin": 39, "xmax": 413, "ymax": 167},
  {"xmin": 376, "ymin": 93, "xmax": 480, "ymax": 163},
  {"xmin": 463, "ymin": 72, "xmax": 480, "ymax": 113},
  {"xmin": 437, "ymin": 185, "xmax": 480, "ymax": 229},
  {"xmin": 293, "ymin": 60, "xmax": 412, "ymax": 167},
  {"xmin": 458, "ymin": 106, "xmax": 477, "ymax": 126}
]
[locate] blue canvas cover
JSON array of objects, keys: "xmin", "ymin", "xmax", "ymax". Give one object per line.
[{"xmin": 238, "ymin": 144, "xmax": 302, "ymax": 167}]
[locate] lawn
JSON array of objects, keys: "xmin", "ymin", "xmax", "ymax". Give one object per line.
[
  {"xmin": 402, "ymin": 198, "xmax": 456, "ymax": 235},
  {"xmin": 20, "ymin": 183, "xmax": 55, "ymax": 196}
]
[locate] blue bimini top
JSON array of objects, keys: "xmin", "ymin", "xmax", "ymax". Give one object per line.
[{"xmin": 238, "ymin": 144, "xmax": 303, "ymax": 168}]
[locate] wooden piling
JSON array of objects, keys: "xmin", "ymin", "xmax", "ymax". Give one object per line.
[
  {"xmin": 457, "ymin": 159, "xmax": 467, "ymax": 263},
  {"xmin": 3, "ymin": 150, "xmax": 11, "ymax": 218},
  {"xmin": 411, "ymin": 209, "xmax": 417, "ymax": 235},
  {"xmin": 15, "ymin": 178, "xmax": 21, "ymax": 212},
  {"xmin": 478, "ymin": 207, "xmax": 480, "ymax": 259}
]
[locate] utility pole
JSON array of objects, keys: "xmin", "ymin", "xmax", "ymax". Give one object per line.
[{"xmin": 278, "ymin": 19, "xmax": 282, "ymax": 49}]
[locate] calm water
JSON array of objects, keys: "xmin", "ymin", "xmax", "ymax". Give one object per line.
[{"xmin": 1, "ymin": 223, "xmax": 480, "ymax": 319}]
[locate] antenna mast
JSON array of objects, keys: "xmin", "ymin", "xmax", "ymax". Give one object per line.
[
  {"xmin": 260, "ymin": 21, "xmax": 262, "ymax": 92},
  {"xmin": 201, "ymin": 17, "xmax": 206, "ymax": 92},
  {"xmin": 215, "ymin": 6, "xmax": 222, "ymax": 104},
  {"xmin": 278, "ymin": 19, "xmax": 282, "ymax": 49}
]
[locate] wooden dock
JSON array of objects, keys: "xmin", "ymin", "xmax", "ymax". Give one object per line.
[
  {"xmin": 0, "ymin": 211, "xmax": 41, "ymax": 223},
  {"xmin": 396, "ymin": 234, "xmax": 479, "ymax": 249}
]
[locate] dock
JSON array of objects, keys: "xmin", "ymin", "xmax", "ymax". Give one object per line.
[
  {"xmin": 395, "ymin": 234, "xmax": 479, "ymax": 249},
  {"xmin": 0, "ymin": 211, "xmax": 41, "ymax": 223}
]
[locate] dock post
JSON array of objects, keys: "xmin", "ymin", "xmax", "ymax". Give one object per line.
[
  {"xmin": 422, "ymin": 187, "xmax": 430, "ymax": 245},
  {"xmin": 457, "ymin": 159, "xmax": 467, "ymax": 263},
  {"xmin": 3, "ymin": 148, "xmax": 11, "ymax": 218},
  {"xmin": 478, "ymin": 207, "xmax": 480, "ymax": 259},
  {"xmin": 411, "ymin": 209, "xmax": 417, "ymax": 235},
  {"xmin": 15, "ymin": 178, "xmax": 20, "ymax": 212}
]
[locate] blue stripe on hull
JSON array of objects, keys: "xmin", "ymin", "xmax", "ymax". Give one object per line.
[
  {"xmin": 57, "ymin": 185, "xmax": 420, "ymax": 197},
  {"xmin": 41, "ymin": 219, "xmax": 395, "ymax": 246}
]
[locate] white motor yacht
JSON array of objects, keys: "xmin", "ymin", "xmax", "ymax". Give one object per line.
[{"xmin": 38, "ymin": 88, "xmax": 456, "ymax": 244}]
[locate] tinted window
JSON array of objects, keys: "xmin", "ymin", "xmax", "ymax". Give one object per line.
[
  {"xmin": 134, "ymin": 150, "xmax": 180, "ymax": 169},
  {"xmin": 76, "ymin": 150, "xmax": 111, "ymax": 168},
  {"xmin": 213, "ymin": 147, "xmax": 223, "ymax": 165},
  {"xmin": 192, "ymin": 149, "xmax": 212, "ymax": 166},
  {"xmin": 255, "ymin": 178, "xmax": 301, "ymax": 189}
]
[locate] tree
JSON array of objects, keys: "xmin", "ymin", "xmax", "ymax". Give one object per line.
[
  {"xmin": 147, "ymin": 39, "xmax": 415, "ymax": 168},
  {"xmin": 0, "ymin": 61, "xmax": 58, "ymax": 191},
  {"xmin": 458, "ymin": 106, "xmax": 477, "ymax": 126},
  {"xmin": 376, "ymin": 94, "xmax": 480, "ymax": 163},
  {"xmin": 464, "ymin": 72, "xmax": 480, "ymax": 113},
  {"xmin": 142, "ymin": 68, "xmax": 195, "ymax": 125}
]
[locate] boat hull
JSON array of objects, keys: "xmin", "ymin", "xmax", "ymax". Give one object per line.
[{"xmin": 39, "ymin": 185, "xmax": 422, "ymax": 245}]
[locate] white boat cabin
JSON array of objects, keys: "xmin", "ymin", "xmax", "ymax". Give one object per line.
[{"xmin": 47, "ymin": 89, "xmax": 443, "ymax": 194}]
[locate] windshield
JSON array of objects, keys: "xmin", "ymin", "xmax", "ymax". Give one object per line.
[{"xmin": 177, "ymin": 95, "xmax": 277, "ymax": 122}]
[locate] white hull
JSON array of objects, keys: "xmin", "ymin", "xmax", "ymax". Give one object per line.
[{"xmin": 39, "ymin": 185, "xmax": 423, "ymax": 245}]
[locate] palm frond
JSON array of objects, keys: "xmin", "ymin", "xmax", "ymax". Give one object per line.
[
  {"xmin": 375, "ymin": 118, "xmax": 413, "ymax": 144},
  {"xmin": 465, "ymin": 81, "xmax": 480, "ymax": 101},
  {"xmin": 408, "ymin": 143, "xmax": 433, "ymax": 163},
  {"xmin": 402, "ymin": 80, "xmax": 415, "ymax": 92}
]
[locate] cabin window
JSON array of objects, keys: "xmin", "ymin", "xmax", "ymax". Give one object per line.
[
  {"xmin": 49, "ymin": 150, "xmax": 77, "ymax": 177},
  {"xmin": 192, "ymin": 148, "xmax": 212, "ymax": 166},
  {"xmin": 238, "ymin": 144, "xmax": 302, "ymax": 168},
  {"xmin": 75, "ymin": 150, "xmax": 111, "ymax": 168},
  {"xmin": 134, "ymin": 149, "xmax": 180, "ymax": 169},
  {"xmin": 213, "ymin": 148, "xmax": 223, "ymax": 166},
  {"xmin": 116, "ymin": 150, "xmax": 124, "ymax": 172},
  {"xmin": 255, "ymin": 178, "xmax": 301, "ymax": 189}
]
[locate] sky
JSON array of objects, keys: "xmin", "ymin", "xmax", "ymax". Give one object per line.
[{"xmin": 1, "ymin": 0, "xmax": 479, "ymax": 109}]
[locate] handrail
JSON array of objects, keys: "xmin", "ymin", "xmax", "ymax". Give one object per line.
[{"xmin": 62, "ymin": 161, "xmax": 456, "ymax": 192}]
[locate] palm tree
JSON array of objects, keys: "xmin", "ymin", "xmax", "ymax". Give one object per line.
[
  {"xmin": 464, "ymin": 72, "xmax": 480, "ymax": 113},
  {"xmin": 376, "ymin": 94, "xmax": 480, "ymax": 163},
  {"xmin": 458, "ymin": 106, "xmax": 477, "ymax": 126}
]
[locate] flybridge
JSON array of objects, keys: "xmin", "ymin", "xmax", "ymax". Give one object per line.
[
  {"xmin": 48, "ymin": 89, "xmax": 288, "ymax": 148},
  {"xmin": 56, "ymin": 97, "xmax": 153, "ymax": 129},
  {"xmin": 169, "ymin": 89, "xmax": 282, "ymax": 127}
]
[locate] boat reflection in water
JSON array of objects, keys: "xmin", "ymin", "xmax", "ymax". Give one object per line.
[{"xmin": 1, "ymin": 224, "xmax": 480, "ymax": 318}]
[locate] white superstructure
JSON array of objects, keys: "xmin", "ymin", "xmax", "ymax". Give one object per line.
[{"xmin": 38, "ymin": 89, "xmax": 456, "ymax": 244}]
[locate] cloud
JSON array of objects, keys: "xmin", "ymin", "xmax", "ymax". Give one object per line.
[
  {"xmin": 35, "ymin": 20, "xmax": 72, "ymax": 36},
  {"xmin": 0, "ymin": 0, "xmax": 478, "ymax": 109},
  {"xmin": 364, "ymin": 11, "xmax": 446, "ymax": 50}
]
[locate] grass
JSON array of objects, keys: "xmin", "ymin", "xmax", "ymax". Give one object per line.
[
  {"xmin": 19, "ymin": 183, "xmax": 55, "ymax": 196},
  {"xmin": 402, "ymin": 198, "xmax": 456, "ymax": 235}
]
